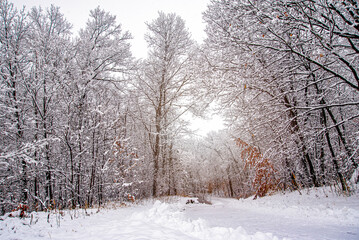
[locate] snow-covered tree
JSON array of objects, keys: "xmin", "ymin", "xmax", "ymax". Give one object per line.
[
  {"xmin": 203, "ymin": 0, "xmax": 359, "ymax": 193},
  {"xmin": 134, "ymin": 12, "xmax": 199, "ymax": 196},
  {"xmin": 0, "ymin": 3, "xmax": 135, "ymax": 212},
  {"xmin": 0, "ymin": 0, "xmax": 29, "ymax": 213}
]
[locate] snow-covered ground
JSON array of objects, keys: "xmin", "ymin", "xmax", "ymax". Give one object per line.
[{"xmin": 1, "ymin": 187, "xmax": 358, "ymax": 240}]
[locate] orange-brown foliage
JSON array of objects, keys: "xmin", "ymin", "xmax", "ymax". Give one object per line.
[
  {"xmin": 112, "ymin": 139, "xmax": 139, "ymax": 162},
  {"xmin": 127, "ymin": 194, "xmax": 135, "ymax": 203},
  {"xmin": 9, "ymin": 204, "xmax": 28, "ymax": 218},
  {"xmin": 236, "ymin": 138, "xmax": 278, "ymax": 198}
]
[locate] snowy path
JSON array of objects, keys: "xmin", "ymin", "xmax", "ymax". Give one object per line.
[
  {"xmin": 1, "ymin": 188, "xmax": 359, "ymax": 240},
  {"xmin": 184, "ymin": 197, "xmax": 359, "ymax": 240}
]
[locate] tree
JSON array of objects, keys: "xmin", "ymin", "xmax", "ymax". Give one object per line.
[
  {"xmin": 0, "ymin": 0, "xmax": 29, "ymax": 213},
  {"xmin": 62, "ymin": 6, "xmax": 133, "ymax": 207},
  {"xmin": 135, "ymin": 12, "xmax": 197, "ymax": 196},
  {"xmin": 203, "ymin": 0, "xmax": 359, "ymax": 192},
  {"xmin": 0, "ymin": 3, "xmax": 136, "ymax": 212},
  {"xmin": 26, "ymin": 4, "xmax": 72, "ymax": 208}
]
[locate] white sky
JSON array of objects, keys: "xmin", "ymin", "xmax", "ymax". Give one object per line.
[
  {"xmin": 10, "ymin": 0, "xmax": 224, "ymax": 136},
  {"xmin": 11, "ymin": 0, "xmax": 209, "ymax": 59},
  {"xmin": 190, "ymin": 113, "xmax": 224, "ymax": 137}
]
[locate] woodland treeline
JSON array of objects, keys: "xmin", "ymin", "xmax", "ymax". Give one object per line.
[{"xmin": 1, "ymin": 0, "xmax": 358, "ymax": 214}]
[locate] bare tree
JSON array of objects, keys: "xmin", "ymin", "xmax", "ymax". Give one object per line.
[
  {"xmin": 0, "ymin": 0, "xmax": 29, "ymax": 213},
  {"xmin": 134, "ymin": 12, "xmax": 197, "ymax": 196},
  {"xmin": 203, "ymin": 0, "xmax": 359, "ymax": 192}
]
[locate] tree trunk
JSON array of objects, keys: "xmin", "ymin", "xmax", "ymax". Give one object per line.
[
  {"xmin": 283, "ymin": 94, "xmax": 319, "ymax": 187},
  {"xmin": 321, "ymin": 108, "xmax": 347, "ymax": 192}
]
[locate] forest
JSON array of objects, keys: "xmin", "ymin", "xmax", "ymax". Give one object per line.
[{"xmin": 0, "ymin": 0, "xmax": 358, "ymax": 214}]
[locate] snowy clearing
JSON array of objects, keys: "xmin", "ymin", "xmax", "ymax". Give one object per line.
[{"xmin": 1, "ymin": 187, "xmax": 358, "ymax": 240}]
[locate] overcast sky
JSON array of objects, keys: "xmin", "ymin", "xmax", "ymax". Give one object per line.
[{"xmin": 11, "ymin": 0, "xmax": 209, "ymax": 59}]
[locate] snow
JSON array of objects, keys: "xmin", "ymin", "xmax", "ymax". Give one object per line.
[
  {"xmin": 122, "ymin": 182, "xmax": 133, "ymax": 187},
  {"xmin": 1, "ymin": 187, "xmax": 358, "ymax": 240},
  {"xmin": 186, "ymin": 188, "xmax": 359, "ymax": 240}
]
